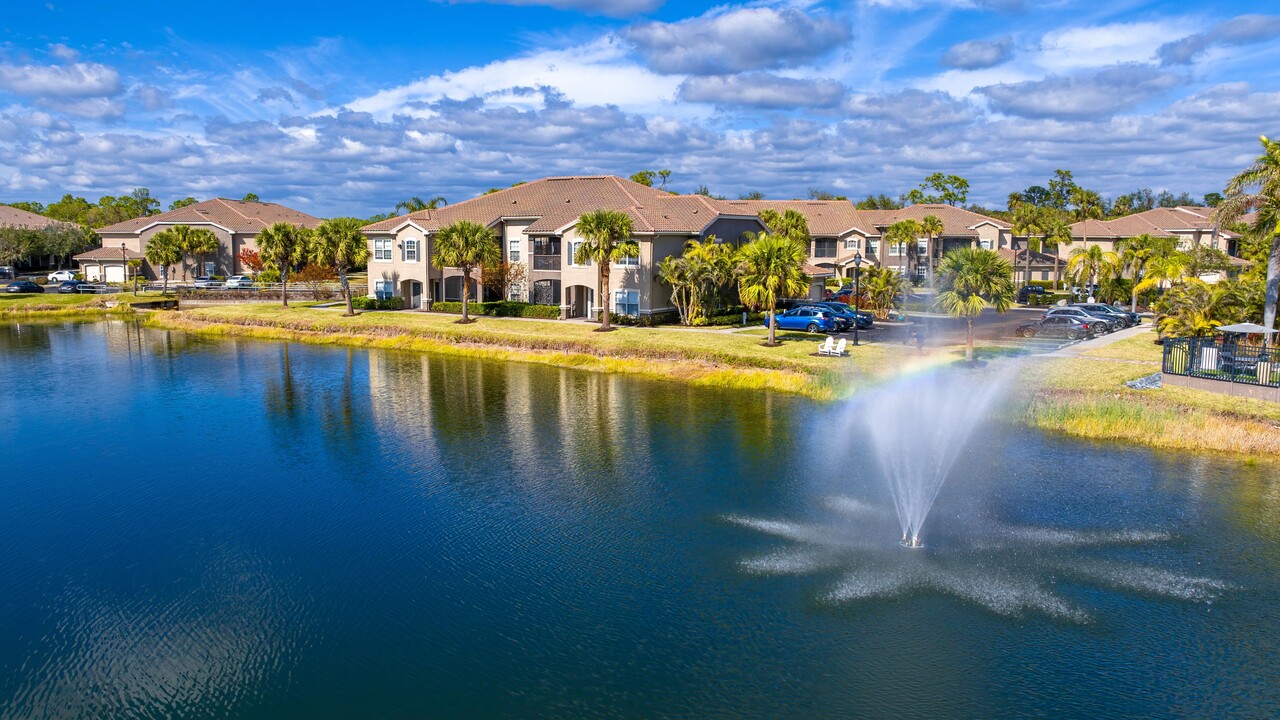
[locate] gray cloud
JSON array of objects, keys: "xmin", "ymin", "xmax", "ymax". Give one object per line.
[
  {"xmin": 1158, "ymin": 14, "xmax": 1280, "ymax": 65},
  {"xmin": 255, "ymin": 86, "xmax": 296, "ymax": 105},
  {"xmin": 941, "ymin": 36, "xmax": 1013, "ymax": 69},
  {"xmin": 131, "ymin": 85, "xmax": 172, "ymax": 111},
  {"xmin": 625, "ymin": 6, "xmax": 850, "ymax": 75},
  {"xmin": 443, "ymin": 0, "xmax": 663, "ymax": 17},
  {"xmin": 0, "ymin": 61, "xmax": 121, "ymax": 98},
  {"xmin": 977, "ymin": 64, "xmax": 1183, "ymax": 118},
  {"xmin": 845, "ymin": 89, "xmax": 978, "ymax": 129},
  {"xmin": 36, "ymin": 97, "xmax": 126, "ymax": 120},
  {"xmin": 678, "ymin": 73, "xmax": 846, "ymax": 108}
]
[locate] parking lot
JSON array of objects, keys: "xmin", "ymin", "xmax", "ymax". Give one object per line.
[{"xmin": 829, "ymin": 306, "xmax": 1101, "ymax": 355}]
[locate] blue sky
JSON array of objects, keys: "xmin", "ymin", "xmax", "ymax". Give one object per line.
[{"xmin": 2, "ymin": 0, "xmax": 1280, "ymax": 216}]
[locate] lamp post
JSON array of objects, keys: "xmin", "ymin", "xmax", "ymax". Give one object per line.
[
  {"xmin": 852, "ymin": 252, "xmax": 863, "ymax": 347},
  {"xmin": 120, "ymin": 242, "xmax": 127, "ymax": 290}
]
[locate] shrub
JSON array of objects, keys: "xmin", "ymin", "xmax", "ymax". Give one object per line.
[
  {"xmin": 611, "ymin": 310, "xmax": 679, "ymax": 326},
  {"xmin": 351, "ymin": 296, "xmax": 404, "ymax": 310},
  {"xmin": 34, "ymin": 277, "xmax": 48, "ymax": 285},
  {"xmin": 431, "ymin": 300, "xmax": 561, "ymax": 319}
]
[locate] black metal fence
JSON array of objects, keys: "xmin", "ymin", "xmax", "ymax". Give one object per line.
[{"xmin": 1162, "ymin": 337, "xmax": 1280, "ymax": 388}]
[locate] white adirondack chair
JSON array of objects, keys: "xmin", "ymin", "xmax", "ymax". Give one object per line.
[
  {"xmin": 817, "ymin": 336, "xmax": 835, "ymax": 355},
  {"xmin": 833, "ymin": 338, "xmax": 847, "ymax": 356}
]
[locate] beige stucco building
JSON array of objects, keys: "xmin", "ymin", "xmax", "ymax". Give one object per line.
[{"xmin": 361, "ymin": 176, "xmax": 820, "ymax": 319}]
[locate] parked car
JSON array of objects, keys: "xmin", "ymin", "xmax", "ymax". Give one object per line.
[
  {"xmin": 765, "ymin": 307, "xmax": 838, "ymax": 333},
  {"xmin": 1017, "ymin": 285, "xmax": 1048, "ymax": 303},
  {"xmin": 57, "ymin": 280, "xmax": 91, "ymax": 294},
  {"xmin": 47, "ymin": 269, "xmax": 77, "ymax": 282},
  {"xmin": 193, "ymin": 276, "xmax": 223, "ymax": 288},
  {"xmin": 225, "ymin": 275, "xmax": 255, "ymax": 289},
  {"xmin": 1072, "ymin": 302, "xmax": 1139, "ymax": 327},
  {"xmin": 0, "ymin": 266, "xmax": 13, "ymax": 279},
  {"xmin": 1043, "ymin": 307, "xmax": 1120, "ymax": 332},
  {"xmin": 5, "ymin": 280, "xmax": 44, "ymax": 293},
  {"xmin": 793, "ymin": 304, "xmax": 849, "ymax": 330},
  {"xmin": 1016, "ymin": 316, "xmax": 1096, "ymax": 340},
  {"xmin": 813, "ymin": 301, "xmax": 874, "ymax": 329}
]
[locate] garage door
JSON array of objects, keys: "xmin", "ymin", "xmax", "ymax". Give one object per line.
[{"xmin": 105, "ymin": 265, "xmax": 125, "ymax": 283}]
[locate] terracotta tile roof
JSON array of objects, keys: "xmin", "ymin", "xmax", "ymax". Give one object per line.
[
  {"xmin": 97, "ymin": 198, "xmax": 323, "ymax": 235},
  {"xmin": 708, "ymin": 199, "xmax": 875, "ymax": 236},
  {"xmin": 1069, "ymin": 206, "xmax": 1235, "ymax": 239},
  {"xmin": 871, "ymin": 204, "xmax": 1011, "ymax": 236},
  {"xmin": 802, "ymin": 262, "xmax": 835, "ymax": 277},
  {"xmin": 0, "ymin": 205, "xmax": 75, "ymax": 230},
  {"xmin": 74, "ymin": 247, "xmax": 145, "ymax": 261},
  {"xmin": 363, "ymin": 176, "xmax": 718, "ymax": 236}
]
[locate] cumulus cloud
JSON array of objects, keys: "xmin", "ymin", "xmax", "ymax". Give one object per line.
[
  {"xmin": 34, "ymin": 97, "xmax": 127, "ymax": 120},
  {"xmin": 131, "ymin": 85, "xmax": 172, "ymax": 111},
  {"xmin": 624, "ymin": 6, "xmax": 850, "ymax": 75},
  {"xmin": 442, "ymin": 0, "xmax": 663, "ymax": 15},
  {"xmin": 845, "ymin": 89, "xmax": 977, "ymax": 128},
  {"xmin": 1158, "ymin": 14, "xmax": 1280, "ymax": 65},
  {"xmin": 678, "ymin": 73, "xmax": 845, "ymax": 108},
  {"xmin": 941, "ymin": 36, "xmax": 1012, "ymax": 69},
  {"xmin": 1037, "ymin": 21, "xmax": 1190, "ymax": 72},
  {"xmin": 0, "ymin": 61, "xmax": 122, "ymax": 98},
  {"xmin": 976, "ymin": 64, "xmax": 1183, "ymax": 118}
]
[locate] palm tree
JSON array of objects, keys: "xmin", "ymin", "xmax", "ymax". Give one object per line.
[
  {"xmin": 434, "ymin": 220, "xmax": 499, "ymax": 323},
  {"xmin": 257, "ymin": 222, "xmax": 309, "ymax": 308},
  {"xmin": 884, "ymin": 219, "xmax": 921, "ymax": 280},
  {"xmin": 860, "ymin": 265, "xmax": 907, "ymax": 319},
  {"xmin": 1011, "ymin": 203, "xmax": 1044, "ymax": 286},
  {"xmin": 1217, "ymin": 135, "xmax": 1280, "ymax": 331},
  {"xmin": 919, "ymin": 214, "xmax": 944, "ymax": 282},
  {"xmin": 1155, "ymin": 279, "xmax": 1250, "ymax": 337},
  {"xmin": 936, "ymin": 247, "xmax": 1016, "ymax": 361},
  {"xmin": 1041, "ymin": 214, "xmax": 1073, "ymax": 290},
  {"xmin": 310, "ymin": 218, "xmax": 370, "ymax": 316},
  {"xmin": 144, "ymin": 229, "xmax": 183, "ymax": 295},
  {"xmin": 1066, "ymin": 244, "xmax": 1120, "ymax": 297},
  {"xmin": 736, "ymin": 231, "xmax": 811, "ymax": 346},
  {"xmin": 1069, "ymin": 186, "xmax": 1104, "ymax": 221},
  {"xmin": 1118, "ymin": 234, "xmax": 1177, "ymax": 312},
  {"xmin": 165, "ymin": 224, "xmax": 217, "ymax": 280},
  {"xmin": 393, "ymin": 196, "xmax": 447, "ymax": 215},
  {"xmin": 574, "ymin": 209, "xmax": 639, "ymax": 331}
]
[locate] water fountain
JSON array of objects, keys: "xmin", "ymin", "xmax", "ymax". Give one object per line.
[{"xmin": 860, "ymin": 368, "xmax": 1010, "ymax": 548}]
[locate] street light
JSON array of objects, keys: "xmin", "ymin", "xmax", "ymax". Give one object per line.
[
  {"xmin": 120, "ymin": 242, "xmax": 127, "ymax": 290},
  {"xmin": 852, "ymin": 252, "xmax": 863, "ymax": 347}
]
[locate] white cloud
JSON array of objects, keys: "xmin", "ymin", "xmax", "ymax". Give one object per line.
[
  {"xmin": 977, "ymin": 64, "xmax": 1183, "ymax": 118},
  {"xmin": 0, "ymin": 61, "xmax": 122, "ymax": 98},
  {"xmin": 679, "ymin": 74, "xmax": 846, "ymax": 108},
  {"xmin": 624, "ymin": 6, "xmax": 850, "ymax": 75},
  {"xmin": 941, "ymin": 36, "xmax": 1013, "ymax": 69},
  {"xmin": 1037, "ymin": 21, "xmax": 1192, "ymax": 72},
  {"xmin": 1158, "ymin": 14, "xmax": 1280, "ymax": 65}
]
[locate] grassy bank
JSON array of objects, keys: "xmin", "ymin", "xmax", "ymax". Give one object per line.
[
  {"xmin": 1020, "ymin": 330, "xmax": 1280, "ymax": 457},
  {"xmin": 0, "ymin": 291, "xmax": 166, "ymax": 318},
  {"xmin": 148, "ymin": 304, "xmax": 951, "ymax": 400}
]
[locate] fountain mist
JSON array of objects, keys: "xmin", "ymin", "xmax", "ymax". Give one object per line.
[{"xmin": 860, "ymin": 368, "xmax": 1009, "ymax": 546}]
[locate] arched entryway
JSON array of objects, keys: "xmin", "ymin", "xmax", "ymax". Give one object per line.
[
  {"xmin": 401, "ymin": 279, "xmax": 423, "ymax": 309},
  {"xmin": 564, "ymin": 284, "xmax": 594, "ymax": 319}
]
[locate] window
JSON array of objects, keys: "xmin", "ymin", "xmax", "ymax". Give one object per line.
[
  {"xmin": 403, "ymin": 238, "xmax": 419, "ymax": 263},
  {"xmin": 531, "ymin": 279, "xmax": 560, "ymax": 305},
  {"xmin": 888, "ymin": 241, "xmax": 905, "ymax": 256},
  {"xmin": 533, "ymin": 237, "xmax": 561, "ymax": 271},
  {"xmin": 916, "ymin": 265, "xmax": 927, "ymax": 280},
  {"xmin": 845, "ymin": 238, "xmax": 859, "ymax": 250},
  {"xmin": 614, "ymin": 252, "xmax": 639, "ymax": 266},
  {"xmin": 508, "ymin": 282, "xmax": 523, "ymax": 301},
  {"xmin": 203, "ymin": 261, "xmax": 216, "ymax": 276},
  {"xmin": 916, "ymin": 238, "xmax": 928, "ymax": 254},
  {"xmin": 979, "ymin": 239, "xmax": 992, "ymax": 250},
  {"xmin": 374, "ymin": 238, "xmax": 392, "ymax": 261},
  {"xmin": 867, "ymin": 239, "xmax": 879, "ymax": 255},
  {"xmin": 613, "ymin": 289, "xmax": 639, "ymax": 317},
  {"xmin": 508, "ymin": 238, "xmax": 521, "ymax": 262},
  {"xmin": 814, "ymin": 239, "xmax": 836, "ymax": 258},
  {"xmin": 375, "ymin": 280, "xmax": 394, "ymax": 300},
  {"xmin": 569, "ymin": 240, "xmax": 589, "ymax": 267}
]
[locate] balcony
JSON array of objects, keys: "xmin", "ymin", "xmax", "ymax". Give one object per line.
[{"xmin": 533, "ymin": 255, "xmax": 561, "ymax": 271}]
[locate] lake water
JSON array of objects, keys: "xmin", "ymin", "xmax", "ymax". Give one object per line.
[{"xmin": 1, "ymin": 320, "xmax": 1278, "ymax": 719}]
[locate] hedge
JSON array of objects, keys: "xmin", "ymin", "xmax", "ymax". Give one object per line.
[
  {"xmin": 352, "ymin": 296, "xmax": 404, "ymax": 310},
  {"xmin": 430, "ymin": 300, "xmax": 561, "ymax": 319}
]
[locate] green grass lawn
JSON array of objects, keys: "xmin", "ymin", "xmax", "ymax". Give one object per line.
[
  {"xmin": 0, "ymin": 290, "xmax": 169, "ymax": 315},
  {"xmin": 153, "ymin": 304, "xmax": 953, "ymax": 400},
  {"xmin": 1081, "ymin": 329, "xmax": 1164, "ymax": 362}
]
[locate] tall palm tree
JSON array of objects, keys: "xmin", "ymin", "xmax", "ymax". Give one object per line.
[
  {"xmin": 434, "ymin": 220, "xmax": 499, "ymax": 323},
  {"xmin": 144, "ymin": 229, "xmax": 183, "ymax": 295},
  {"xmin": 574, "ymin": 209, "xmax": 639, "ymax": 331},
  {"xmin": 1066, "ymin": 244, "xmax": 1120, "ymax": 296},
  {"xmin": 1069, "ymin": 186, "xmax": 1105, "ymax": 221},
  {"xmin": 1011, "ymin": 203, "xmax": 1044, "ymax": 286},
  {"xmin": 860, "ymin": 265, "xmax": 907, "ymax": 319},
  {"xmin": 393, "ymin": 196, "xmax": 447, "ymax": 215},
  {"xmin": 166, "ymin": 224, "xmax": 217, "ymax": 281},
  {"xmin": 936, "ymin": 248, "xmax": 1016, "ymax": 361},
  {"xmin": 736, "ymin": 231, "xmax": 811, "ymax": 346},
  {"xmin": 257, "ymin": 222, "xmax": 309, "ymax": 308},
  {"xmin": 919, "ymin": 214, "xmax": 944, "ymax": 283},
  {"xmin": 1118, "ymin": 234, "xmax": 1177, "ymax": 312},
  {"xmin": 884, "ymin": 219, "xmax": 921, "ymax": 281},
  {"xmin": 310, "ymin": 217, "xmax": 370, "ymax": 316},
  {"xmin": 1041, "ymin": 214, "xmax": 1073, "ymax": 290},
  {"xmin": 1217, "ymin": 135, "xmax": 1280, "ymax": 331}
]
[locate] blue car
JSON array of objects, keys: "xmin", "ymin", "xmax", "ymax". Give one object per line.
[
  {"xmin": 765, "ymin": 306, "xmax": 837, "ymax": 333},
  {"xmin": 813, "ymin": 301, "xmax": 873, "ymax": 329}
]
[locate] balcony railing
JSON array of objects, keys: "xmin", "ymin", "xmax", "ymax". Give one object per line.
[
  {"xmin": 533, "ymin": 255, "xmax": 561, "ymax": 271},
  {"xmin": 1162, "ymin": 337, "xmax": 1280, "ymax": 388}
]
